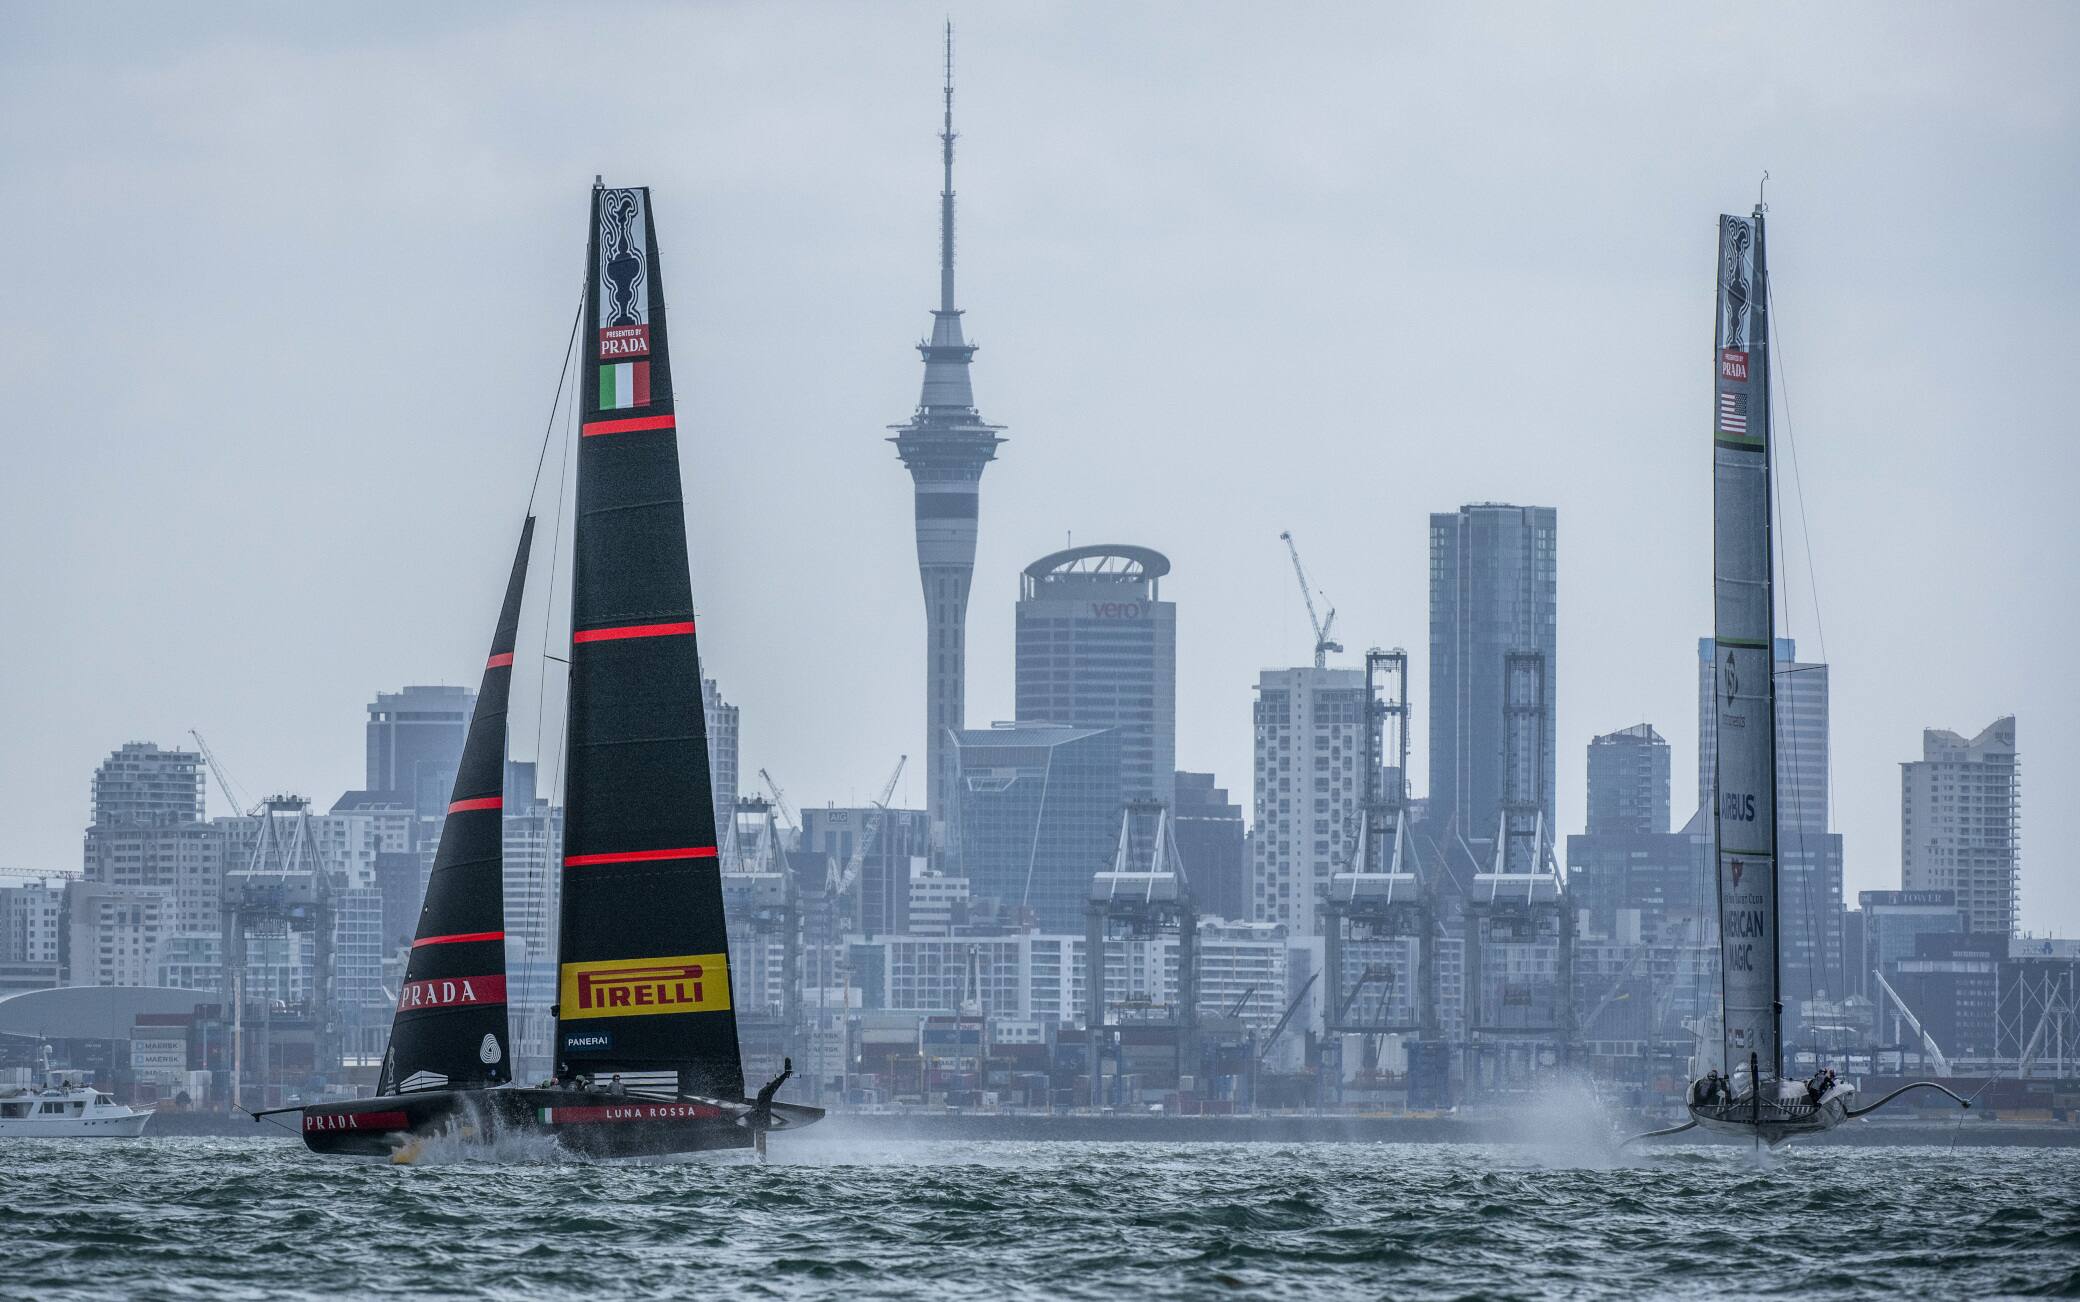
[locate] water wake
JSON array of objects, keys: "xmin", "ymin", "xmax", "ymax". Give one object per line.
[{"xmin": 1488, "ymin": 1073, "xmax": 1641, "ymax": 1169}]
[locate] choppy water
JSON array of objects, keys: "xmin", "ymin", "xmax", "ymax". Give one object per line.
[{"xmin": 4, "ymin": 1130, "xmax": 2076, "ymax": 1299}]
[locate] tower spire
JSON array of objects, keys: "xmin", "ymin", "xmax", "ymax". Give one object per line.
[
  {"xmin": 940, "ymin": 20, "xmax": 957, "ymax": 314},
  {"xmin": 888, "ymin": 22, "xmax": 1004, "ymax": 868}
]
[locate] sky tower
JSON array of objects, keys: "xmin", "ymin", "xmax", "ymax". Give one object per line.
[{"xmin": 889, "ymin": 23, "xmax": 1005, "ymax": 864}]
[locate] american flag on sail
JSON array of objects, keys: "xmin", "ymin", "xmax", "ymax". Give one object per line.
[{"xmin": 1718, "ymin": 389, "xmax": 1749, "ymax": 435}]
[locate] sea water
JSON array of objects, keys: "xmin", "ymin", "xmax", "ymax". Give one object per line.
[{"xmin": 3, "ymin": 1132, "xmax": 2075, "ymax": 1298}]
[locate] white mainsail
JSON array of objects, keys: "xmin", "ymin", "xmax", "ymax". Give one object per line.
[{"xmin": 1710, "ymin": 211, "xmax": 1780, "ymax": 1085}]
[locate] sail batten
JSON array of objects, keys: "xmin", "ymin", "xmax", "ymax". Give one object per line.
[
  {"xmin": 1710, "ymin": 211, "xmax": 1781, "ymax": 1082},
  {"xmin": 379, "ymin": 515, "xmax": 535, "ymax": 1096},
  {"xmin": 554, "ymin": 185, "xmax": 744, "ymax": 1100}
]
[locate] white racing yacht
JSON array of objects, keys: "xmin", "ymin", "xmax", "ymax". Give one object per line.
[{"xmin": 1627, "ymin": 198, "xmax": 1968, "ymax": 1149}]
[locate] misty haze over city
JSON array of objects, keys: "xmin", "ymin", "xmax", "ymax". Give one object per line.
[
  {"xmin": 2, "ymin": 6, "xmax": 2077, "ymax": 1299},
  {"xmin": 3, "ymin": 3, "xmax": 2071, "ymax": 930}
]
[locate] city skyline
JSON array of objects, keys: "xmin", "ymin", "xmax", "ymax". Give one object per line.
[{"xmin": 0, "ymin": 4, "xmax": 2073, "ymax": 935}]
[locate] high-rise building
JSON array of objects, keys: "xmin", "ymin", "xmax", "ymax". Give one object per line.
[
  {"xmin": 1901, "ymin": 717, "xmax": 2019, "ymax": 936},
  {"xmin": 1014, "ymin": 545, "xmax": 1176, "ymax": 808},
  {"xmin": 801, "ymin": 805, "xmax": 929, "ymax": 939},
  {"xmin": 1695, "ymin": 637, "xmax": 1828, "ymax": 833},
  {"xmin": 1428, "ymin": 504, "xmax": 1557, "ymax": 838},
  {"xmin": 888, "ymin": 31, "xmax": 1006, "ymax": 863},
  {"xmin": 702, "ymin": 677, "xmax": 740, "ymax": 839},
  {"xmin": 1585, "ymin": 724, "xmax": 1670, "ymax": 836},
  {"xmin": 1566, "ymin": 727, "xmax": 1706, "ymax": 947},
  {"xmin": 1172, "ymin": 772, "xmax": 1247, "ymax": 923},
  {"xmin": 1859, "ymin": 889, "xmax": 1965, "ymax": 987},
  {"xmin": 1251, "ymin": 667, "xmax": 1366, "ymax": 938},
  {"xmin": 365, "ymin": 685, "xmax": 474, "ymax": 842},
  {"xmin": 83, "ymin": 743, "xmax": 224, "ymax": 992},
  {"xmin": 90, "ymin": 742, "xmax": 204, "ymax": 828},
  {"xmin": 500, "ymin": 766, "xmax": 564, "ymax": 1081},
  {"xmin": 951, "ymin": 723, "xmax": 1120, "ymax": 932},
  {"xmin": 0, "ymin": 877, "xmax": 66, "ymax": 992},
  {"xmin": 82, "ymin": 821, "xmax": 225, "ymax": 938}
]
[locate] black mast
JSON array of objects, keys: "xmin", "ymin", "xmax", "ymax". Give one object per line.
[
  {"xmin": 553, "ymin": 184, "xmax": 744, "ymax": 1099},
  {"xmin": 379, "ymin": 516, "xmax": 534, "ymax": 1095}
]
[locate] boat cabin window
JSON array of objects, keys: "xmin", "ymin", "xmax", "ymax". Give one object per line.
[
  {"xmin": 38, "ymin": 1101, "xmax": 66, "ymax": 1114},
  {"xmin": 95, "ymin": 1094, "xmax": 114, "ymax": 1106},
  {"xmin": 0, "ymin": 1101, "xmax": 26, "ymax": 1118}
]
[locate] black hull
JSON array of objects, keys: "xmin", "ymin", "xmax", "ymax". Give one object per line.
[{"xmin": 299, "ymin": 1087, "xmax": 822, "ymax": 1160}]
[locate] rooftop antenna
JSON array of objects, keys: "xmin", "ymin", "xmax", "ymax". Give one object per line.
[
  {"xmin": 939, "ymin": 20, "xmax": 958, "ymax": 315},
  {"xmin": 1757, "ymin": 169, "xmax": 1769, "ymax": 215}
]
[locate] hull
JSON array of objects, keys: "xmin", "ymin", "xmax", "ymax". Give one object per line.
[
  {"xmin": 1687, "ymin": 1088, "xmax": 1852, "ymax": 1147},
  {"xmin": 299, "ymin": 1087, "xmax": 821, "ymax": 1160},
  {"xmin": 0, "ymin": 1111, "xmax": 152, "ymax": 1139}
]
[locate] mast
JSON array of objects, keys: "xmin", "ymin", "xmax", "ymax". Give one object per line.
[
  {"xmin": 1710, "ymin": 205, "xmax": 1781, "ymax": 1084},
  {"xmin": 554, "ymin": 183, "xmax": 744, "ymax": 1100},
  {"xmin": 379, "ymin": 516, "xmax": 534, "ymax": 1096}
]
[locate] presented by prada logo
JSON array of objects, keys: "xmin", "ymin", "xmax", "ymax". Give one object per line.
[{"xmin": 559, "ymin": 953, "xmax": 731, "ymax": 1020}]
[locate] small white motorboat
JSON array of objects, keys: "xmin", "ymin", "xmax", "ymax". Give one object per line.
[{"xmin": 0, "ymin": 1080, "xmax": 153, "ymax": 1138}]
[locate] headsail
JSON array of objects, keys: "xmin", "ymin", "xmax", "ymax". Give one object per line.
[
  {"xmin": 1710, "ymin": 211, "xmax": 1780, "ymax": 1083},
  {"xmin": 379, "ymin": 516, "xmax": 535, "ymax": 1096},
  {"xmin": 554, "ymin": 185, "xmax": 743, "ymax": 1099}
]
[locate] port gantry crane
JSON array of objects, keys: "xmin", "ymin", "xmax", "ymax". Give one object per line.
[{"xmin": 1279, "ymin": 530, "xmax": 1342, "ymax": 669}]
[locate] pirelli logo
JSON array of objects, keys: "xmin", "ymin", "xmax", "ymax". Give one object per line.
[{"xmin": 559, "ymin": 953, "xmax": 731, "ymax": 1020}]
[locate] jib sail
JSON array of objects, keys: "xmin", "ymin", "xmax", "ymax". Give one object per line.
[
  {"xmin": 1710, "ymin": 210, "xmax": 1780, "ymax": 1083},
  {"xmin": 379, "ymin": 516, "xmax": 534, "ymax": 1096},
  {"xmin": 554, "ymin": 184, "xmax": 743, "ymax": 1100}
]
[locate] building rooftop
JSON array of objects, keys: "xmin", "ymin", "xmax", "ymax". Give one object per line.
[{"xmin": 1022, "ymin": 544, "xmax": 1169, "ymax": 584}]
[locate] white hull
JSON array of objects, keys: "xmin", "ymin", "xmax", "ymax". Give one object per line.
[
  {"xmin": 1687, "ymin": 1081, "xmax": 1855, "ymax": 1146},
  {"xmin": 1690, "ymin": 1096, "xmax": 1848, "ymax": 1146},
  {"xmin": 1, "ymin": 1082, "xmax": 155, "ymax": 1138},
  {"xmin": 0, "ymin": 1111, "xmax": 152, "ymax": 1138}
]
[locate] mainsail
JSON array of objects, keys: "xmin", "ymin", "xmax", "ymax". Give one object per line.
[
  {"xmin": 379, "ymin": 516, "xmax": 535, "ymax": 1096},
  {"xmin": 1710, "ymin": 210, "xmax": 1780, "ymax": 1083},
  {"xmin": 554, "ymin": 184, "xmax": 744, "ymax": 1099}
]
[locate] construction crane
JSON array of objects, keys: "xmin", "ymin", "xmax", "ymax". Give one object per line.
[
  {"xmin": 1222, "ymin": 985, "xmax": 1259, "ymax": 1019},
  {"xmin": 1258, "ymin": 971, "xmax": 1321, "ymax": 1063},
  {"xmin": 831, "ymin": 755, "xmax": 907, "ymax": 898},
  {"xmin": 1279, "ymin": 530, "xmax": 1342, "ymax": 668},
  {"xmin": 758, "ymin": 769, "xmax": 798, "ymax": 835},
  {"xmin": 189, "ymin": 730, "xmax": 252, "ymax": 818}
]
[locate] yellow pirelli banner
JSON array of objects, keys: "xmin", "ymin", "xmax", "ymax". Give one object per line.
[{"xmin": 559, "ymin": 953, "xmax": 732, "ymax": 1020}]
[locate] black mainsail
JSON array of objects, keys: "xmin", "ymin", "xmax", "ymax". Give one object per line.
[
  {"xmin": 1710, "ymin": 210, "xmax": 1780, "ymax": 1090},
  {"xmin": 379, "ymin": 516, "xmax": 535, "ymax": 1096},
  {"xmin": 554, "ymin": 184, "xmax": 743, "ymax": 1099},
  {"xmin": 291, "ymin": 184, "xmax": 821, "ymax": 1159}
]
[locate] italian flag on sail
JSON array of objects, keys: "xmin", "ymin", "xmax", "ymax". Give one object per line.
[{"xmin": 598, "ymin": 361, "xmax": 651, "ymax": 410}]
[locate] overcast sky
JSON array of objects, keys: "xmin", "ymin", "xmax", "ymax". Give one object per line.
[{"xmin": 2, "ymin": 2, "xmax": 2074, "ymax": 931}]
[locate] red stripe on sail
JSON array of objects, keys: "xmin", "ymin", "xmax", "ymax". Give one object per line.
[
  {"xmin": 447, "ymin": 796, "xmax": 503, "ymax": 814},
  {"xmin": 412, "ymin": 930, "xmax": 505, "ymax": 948},
  {"xmin": 485, "ymin": 652, "xmax": 515, "ymax": 669},
  {"xmin": 571, "ymin": 621, "xmax": 696, "ymax": 644},
  {"xmin": 581, "ymin": 414, "xmax": 676, "ymax": 438},
  {"xmin": 563, "ymin": 846, "xmax": 719, "ymax": 868}
]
